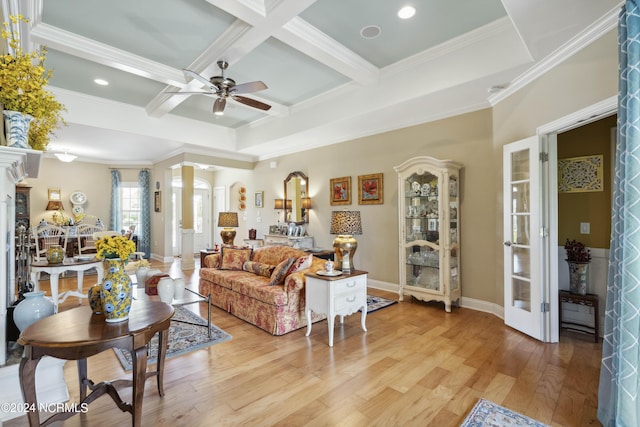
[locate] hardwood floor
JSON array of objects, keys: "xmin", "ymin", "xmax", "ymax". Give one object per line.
[{"xmin": 7, "ymin": 258, "xmax": 603, "ymax": 426}]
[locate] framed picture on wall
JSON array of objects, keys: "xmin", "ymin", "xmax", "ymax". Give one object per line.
[
  {"xmin": 255, "ymin": 191, "xmax": 264, "ymax": 208},
  {"xmin": 154, "ymin": 191, "xmax": 161, "ymax": 212},
  {"xmin": 358, "ymin": 173, "xmax": 383, "ymax": 205},
  {"xmin": 330, "ymin": 176, "xmax": 351, "ymax": 205}
]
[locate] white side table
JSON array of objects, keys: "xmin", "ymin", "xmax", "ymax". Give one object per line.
[{"xmin": 304, "ymin": 270, "xmax": 368, "ymax": 347}]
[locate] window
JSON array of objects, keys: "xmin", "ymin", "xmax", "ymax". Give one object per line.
[{"xmin": 121, "ymin": 182, "xmax": 141, "ymax": 234}]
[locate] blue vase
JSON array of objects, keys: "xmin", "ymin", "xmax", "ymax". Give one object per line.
[
  {"xmin": 3, "ymin": 110, "xmax": 33, "ymax": 149},
  {"xmin": 13, "ymin": 291, "xmax": 55, "ymax": 331},
  {"xmin": 100, "ymin": 258, "xmax": 133, "ymax": 322}
]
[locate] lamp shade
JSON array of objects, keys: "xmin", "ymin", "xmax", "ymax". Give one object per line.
[
  {"xmin": 285, "ymin": 199, "xmax": 292, "ymax": 209},
  {"xmin": 274, "ymin": 199, "xmax": 284, "ymax": 209},
  {"xmin": 217, "ymin": 212, "xmax": 238, "ymax": 228},
  {"xmin": 330, "ymin": 211, "xmax": 362, "ymax": 235},
  {"xmin": 301, "ymin": 197, "xmax": 312, "ymax": 209}
]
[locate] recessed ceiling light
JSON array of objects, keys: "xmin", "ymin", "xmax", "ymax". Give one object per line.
[
  {"xmin": 398, "ymin": 6, "xmax": 416, "ymax": 19},
  {"xmin": 360, "ymin": 25, "xmax": 381, "ymax": 39},
  {"xmin": 94, "ymin": 78, "xmax": 109, "ymax": 86}
]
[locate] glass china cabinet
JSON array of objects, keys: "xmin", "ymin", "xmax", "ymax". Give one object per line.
[{"xmin": 394, "ymin": 156, "xmax": 462, "ymax": 312}]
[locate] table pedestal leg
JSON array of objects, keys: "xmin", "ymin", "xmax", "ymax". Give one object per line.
[{"xmin": 132, "ymin": 346, "xmax": 148, "ymax": 427}]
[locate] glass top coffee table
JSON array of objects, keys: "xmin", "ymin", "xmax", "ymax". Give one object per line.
[{"xmin": 131, "ymin": 276, "xmax": 212, "ymax": 337}]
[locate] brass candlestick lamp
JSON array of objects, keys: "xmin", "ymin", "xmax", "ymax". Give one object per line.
[
  {"xmin": 218, "ymin": 212, "xmax": 238, "ymax": 245},
  {"xmin": 330, "ymin": 211, "xmax": 362, "ymax": 274}
]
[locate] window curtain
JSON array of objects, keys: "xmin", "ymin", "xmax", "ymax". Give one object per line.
[
  {"xmin": 598, "ymin": 2, "xmax": 640, "ymax": 425},
  {"xmin": 138, "ymin": 169, "xmax": 151, "ymax": 258},
  {"xmin": 109, "ymin": 169, "xmax": 122, "ymax": 232}
]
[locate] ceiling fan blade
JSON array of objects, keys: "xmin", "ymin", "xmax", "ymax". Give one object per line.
[
  {"xmin": 165, "ymin": 91, "xmax": 216, "ymax": 95},
  {"xmin": 232, "ymin": 95, "xmax": 272, "ymax": 111},
  {"xmin": 213, "ymin": 98, "xmax": 226, "ymax": 114},
  {"xmin": 183, "ymin": 69, "xmax": 216, "ymax": 91},
  {"xmin": 232, "ymin": 81, "xmax": 268, "ymax": 95}
]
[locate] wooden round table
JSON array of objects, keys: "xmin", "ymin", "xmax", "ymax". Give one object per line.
[{"xmin": 18, "ymin": 300, "xmax": 174, "ymax": 426}]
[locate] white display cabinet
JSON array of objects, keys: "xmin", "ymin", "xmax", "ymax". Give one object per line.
[{"xmin": 394, "ymin": 156, "xmax": 462, "ymax": 312}]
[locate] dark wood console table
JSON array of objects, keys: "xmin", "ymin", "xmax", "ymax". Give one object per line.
[
  {"xmin": 18, "ymin": 300, "xmax": 174, "ymax": 426},
  {"xmin": 558, "ymin": 290, "xmax": 599, "ymax": 342}
]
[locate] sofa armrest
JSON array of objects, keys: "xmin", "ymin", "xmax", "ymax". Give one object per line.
[
  {"xmin": 283, "ymin": 256, "xmax": 326, "ymax": 293},
  {"xmin": 204, "ymin": 253, "xmax": 221, "ymax": 268}
]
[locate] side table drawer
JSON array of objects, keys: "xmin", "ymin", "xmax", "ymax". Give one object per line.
[
  {"xmin": 334, "ymin": 276, "xmax": 366, "ymax": 293},
  {"xmin": 334, "ymin": 292, "xmax": 366, "ymax": 312}
]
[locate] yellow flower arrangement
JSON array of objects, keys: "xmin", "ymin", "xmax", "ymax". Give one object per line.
[
  {"xmin": 96, "ymin": 235, "xmax": 136, "ymax": 260},
  {"xmin": 0, "ymin": 15, "xmax": 65, "ymax": 150}
]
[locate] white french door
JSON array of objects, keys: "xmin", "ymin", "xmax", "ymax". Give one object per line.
[{"xmin": 503, "ymin": 136, "xmax": 547, "ymax": 341}]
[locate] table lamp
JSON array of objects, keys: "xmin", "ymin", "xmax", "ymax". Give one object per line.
[
  {"xmin": 218, "ymin": 212, "xmax": 238, "ymax": 245},
  {"xmin": 330, "ymin": 211, "xmax": 362, "ymax": 274}
]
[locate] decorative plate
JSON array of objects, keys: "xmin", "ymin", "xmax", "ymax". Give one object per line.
[
  {"xmin": 70, "ymin": 191, "xmax": 87, "ymax": 205},
  {"xmin": 72, "ymin": 206, "xmax": 84, "ymax": 215},
  {"xmin": 316, "ymin": 270, "xmax": 343, "ymax": 277}
]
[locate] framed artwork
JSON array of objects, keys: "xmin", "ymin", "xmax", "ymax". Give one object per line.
[
  {"xmin": 558, "ymin": 155, "xmax": 604, "ymax": 193},
  {"xmin": 358, "ymin": 173, "xmax": 384, "ymax": 205},
  {"xmin": 154, "ymin": 191, "xmax": 161, "ymax": 212},
  {"xmin": 255, "ymin": 191, "xmax": 264, "ymax": 208},
  {"xmin": 330, "ymin": 176, "xmax": 351, "ymax": 205},
  {"xmin": 48, "ymin": 188, "xmax": 61, "ymax": 201}
]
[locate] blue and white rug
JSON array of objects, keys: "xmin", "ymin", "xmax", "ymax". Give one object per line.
[
  {"xmin": 460, "ymin": 399, "xmax": 550, "ymax": 427},
  {"xmin": 366, "ymin": 294, "xmax": 398, "ymax": 313},
  {"xmin": 113, "ymin": 306, "xmax": 232, "ymax": 370}
]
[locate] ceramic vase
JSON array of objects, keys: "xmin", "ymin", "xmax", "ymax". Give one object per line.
[
  {"xmin": 13, "ymin": 291, "xmax": 55, "ymax": 331},
  {"xmin": 46, "ymin": 245, "xmax": 65, "ymax": 264},
  {"xmin": 87, "ymin": 284, "xmax": 103, "ymax": 314},
  {"xmin": 568, "ymin": 261, "xmax": 590, "ymax": 295},
  {"xmin": 100, "ymin": 258, "xmax": 132, "ymax": 322},
  {"xmin": 2, "ymin": 110, "xmax": 33, "ymax": 149},
  {"xmin": 173, "ymin": 278, "xmax": 185, "ymax": 300},
  {"xmin": 157, "ymin": 277, "xmax": 175, "ymax": 303},
  {"xmin": 135, "ymin": 266, "xmax": 149, "ymax": 286}
]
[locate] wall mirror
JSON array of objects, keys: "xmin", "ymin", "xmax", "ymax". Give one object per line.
[{"xmin": 284, "ymin": 171, "xmax": 309, "ymax": 223}]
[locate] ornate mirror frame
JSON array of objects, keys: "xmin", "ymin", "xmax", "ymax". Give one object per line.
[{"xmin": 284, "ymin": 171, "xmax": 309, "ymax": 223}]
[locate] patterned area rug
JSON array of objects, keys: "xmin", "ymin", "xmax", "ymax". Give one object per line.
[
  {"xmin": 460, "ymin": 398, "xmax": 550, "ymax": 427},
  {"xmin": 366, "ymin": 294, "xmax": 398, "ymax": 313},
  {"xmin": 113, "ymin": 306, "xmax": 232, "ymax": 371}
]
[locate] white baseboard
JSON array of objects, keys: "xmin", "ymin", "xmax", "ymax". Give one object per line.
[{"xmin": 368, "ymin": 279, "xmax": 505, "ymax": 319}]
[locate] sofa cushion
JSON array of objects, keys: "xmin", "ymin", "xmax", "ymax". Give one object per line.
[
  {"xmin": 220, "ymin": 247, "xmax": 253, "ymax": 270},
  {"xmin": 268, "ymin": 257, "xmax": 296, "ymax": 286},
  {"xmin": 243, "ymin": 260, "xmax": 274, "ymax": 277},
  {"xmin": 252, "ymin": 246, "xmax": 307, "ymax": 265},
  {"xmin": 287, "ymin": 254, "xmax": 313, "ymax": 275}
]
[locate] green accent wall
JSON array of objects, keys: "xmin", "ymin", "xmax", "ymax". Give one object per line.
[{"xmin": 557, "ymin": 115, "xmax": 616, "ymax": 248}]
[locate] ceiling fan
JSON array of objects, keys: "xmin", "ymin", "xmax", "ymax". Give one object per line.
[{"xmin": 169, "ymin": 60, "xmax": 271, "ymax": 115}]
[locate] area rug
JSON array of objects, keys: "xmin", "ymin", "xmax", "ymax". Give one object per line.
[
  {"xmin": 113, "ymin": 306, "xmax": 232, "ymax": 371},
  {"xmin": 366, "ymin": 294, "xmax": 398, "ymax": 313},
  {"xmin": 460, "ymin": 398, "xmax": 550, "ymax": 427}
]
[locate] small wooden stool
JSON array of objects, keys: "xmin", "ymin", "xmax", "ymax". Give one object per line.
[{"xmin": 558, "ymin": 290, "xmax": 599, "ymax": 342}]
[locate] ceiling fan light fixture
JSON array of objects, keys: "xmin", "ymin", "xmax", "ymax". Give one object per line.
[{"xmin": 54, "ymin": 152, "xmax": 77, "ymax": 163}]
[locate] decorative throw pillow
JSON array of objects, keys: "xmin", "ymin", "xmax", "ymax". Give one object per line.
[
  {"xmin": 243, "ymin": 261, "xmax": 275, "ymax": 277},
  {"xmin": 287, "ymin": 254, "xmax": 313, "ymax": 275},
  {"xmin": 268, "ymin": 257, "xmax": 296, "ymax": 286},
  {"xmin": 219, "ymin": 247, "xmax": 253, "ymax": 270}
]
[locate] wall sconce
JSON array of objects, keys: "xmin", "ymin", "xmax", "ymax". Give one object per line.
[
  {"xmin": 217, "ymin": 212, "xmax": 238, "ymax": 245},
  {"xmin": 330, "ymin": 211, "xmax": 362, "ymax": 274}
]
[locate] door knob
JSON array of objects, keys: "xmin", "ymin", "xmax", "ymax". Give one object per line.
[{"xmin": 503, "ymin": 241, "xmax": 512, "ymax": 247}]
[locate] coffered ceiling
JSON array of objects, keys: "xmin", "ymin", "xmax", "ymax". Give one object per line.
[{"xmin": 1, "ymin": 0, "xmax": 622, "ymax": 165}]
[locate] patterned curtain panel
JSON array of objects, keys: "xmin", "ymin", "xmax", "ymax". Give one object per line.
[
  {"xmin": 598, "ymin": 2, "xmax": 640, "ymax": 425},
  {"xmin": 109, "ymin": 169, "xmax": 122, "ymax": 232},
  {"xmin": 138, "ymin": 169, "xmax": 151, "ymax": 258}
]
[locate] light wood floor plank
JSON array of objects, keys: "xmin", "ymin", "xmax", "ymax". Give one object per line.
[{"xmin": 6, "ymin": 258, "xmax": 603, "ymax": 426}]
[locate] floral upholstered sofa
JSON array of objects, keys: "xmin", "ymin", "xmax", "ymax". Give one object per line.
[{"xmin": 198, "ymin": 245, "xmax": 327, "ymax": 335}]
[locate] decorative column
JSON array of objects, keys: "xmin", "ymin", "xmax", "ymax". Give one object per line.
[{"xmin": 180, "ymin": 165, "xmax": 195, "ymax": 270}]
